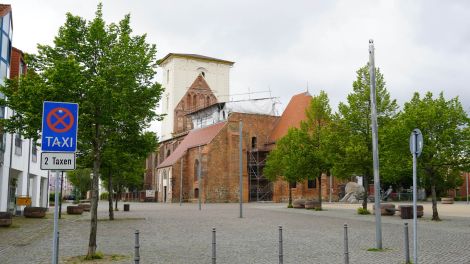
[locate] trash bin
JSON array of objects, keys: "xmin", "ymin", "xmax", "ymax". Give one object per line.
[{"xmin": 124, "ymin": 203, "xmax": 130, "ymax": 212}]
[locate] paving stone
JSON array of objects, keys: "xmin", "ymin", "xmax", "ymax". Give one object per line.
[{"xmin": 0, "ymin": 202, "xmax": 469, "ymax": 263}]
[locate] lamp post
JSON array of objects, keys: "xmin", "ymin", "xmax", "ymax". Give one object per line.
[{"xmin": 369, "ymin": 39, "xmax": 382, "ymax": 249}]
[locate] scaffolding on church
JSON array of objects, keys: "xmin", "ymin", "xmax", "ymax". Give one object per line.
[{"xmin": 248, "ymin": 138, "xmax": 273, "ymax": 202}]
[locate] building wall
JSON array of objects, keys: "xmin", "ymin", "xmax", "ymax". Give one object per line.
[
  {"xmin": 272, "ymin": 174, "xmax": 346, "ymax": 202},
  {"xmin": 159, "ymin": 56, "xmax": 232, "ymax": 140},
  {"xmin": 157, "ymin": 113, "xmax": 279, "ymax": 203},
  {"xmin": 0, "ymin": 9, "xmax": 49, "ymax": 212}
]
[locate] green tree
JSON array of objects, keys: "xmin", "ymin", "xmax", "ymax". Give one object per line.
[
  {"xmin": 331, "ymin": 65, "xmax": 397, "ymax": 209},
  {"xmin": 0, "ymin": 5, "xmax": 163, "ymax": 257},
  {"xmin": 387, "ymin": 92, "xmax": 469, "ymax": 220},
  {"xmin": 68, "ymin": 168, "xmax": 92, "ymax": 199},
  {"xmin": 301, "ymin": 91, "xmax": 333, "ymax": 209},
  {"xmin": 264, "ymin": 127, "xmax": 320, "ymax": 207},
  {"xmin": 101, "ymin": 131, "xmax": 157, "ymax": 220}
]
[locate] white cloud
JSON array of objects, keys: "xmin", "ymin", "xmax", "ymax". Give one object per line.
[{"xmin": 5, "ymin": 0, "xmax": 470, "ymax": 134}]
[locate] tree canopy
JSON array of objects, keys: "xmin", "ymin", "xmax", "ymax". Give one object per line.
[{"xmin": 330, "ymin": 64, "xmax": 397, "ymax": 209}]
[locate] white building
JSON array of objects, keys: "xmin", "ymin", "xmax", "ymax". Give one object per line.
[
  {"xmin": 0, "ymin": 5, "xmax": 49, "ymax": 213},
  {"xmin": 158, "ymin": 53, "xmax": 234, "ymax": 140}
]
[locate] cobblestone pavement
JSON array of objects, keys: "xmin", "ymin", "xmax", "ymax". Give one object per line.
[{"xmin": 1, "ymin": 201, "xmax": 470, "ymax": 263}]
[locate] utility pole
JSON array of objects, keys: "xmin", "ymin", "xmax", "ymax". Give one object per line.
[
  {"xmin": 369, "ymin": 39, "xmax": 382, "ymax": 249},
  {"xmin": 466, "ymin": 173, "xmax": 469, "ymax": 205},
  {"xmin": 239, "ymin": 121, "xmax": 243, "ymax": 218},
  {"xmin": 198, "ymin": 146, "xmax": 202, "ymax": 211},
  {"xmin": 180, "ymin": 157, "xmax": 183, "ymax": 206}
]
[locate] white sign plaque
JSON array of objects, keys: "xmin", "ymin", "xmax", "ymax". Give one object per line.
[{"xmin": 41, "ymin": 152, "xmax": 76, "ymax": 170}]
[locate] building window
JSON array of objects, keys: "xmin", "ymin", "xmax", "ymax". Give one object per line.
[
  {"xmin": 32, "ymin": 142, "xmax": 38, "ymax": 163},
  {"xmin": 251, "ymin": 137, "xmax": 257, "ymax": 149},
  {"xmin": 2, "ymin": 12, "xmax": 10, "ymax": 34},
  {"xmin": 0, "ymin": 133, "xmax": 5, "ymax": 152},
  {"xmin": 194, "ymin": 159, "xmax": 199, "ymax": 182},
  {"xmin": 290, "ymin": 182, "xmax": 297, "ymax": 188},
  {"xmin": 14, "ymin": 134, "xmax": 22, "ymax": 156},
  {"xmin": 166, "ymin": 69, "xmax": 169, "ymax": 83},
  {"xmin": 1, "ymin": 34, "xmax": 9, "ymax": 60},
  {"xmin": 186, "ymin": 94, "xmax": 192, "ymax": 109},
  {"xmin": 201, "ymin": 71, "xmax": 205, "ymax": 77},
  {"xmin": 166, "ymin": 149, "xmax": 171, "ymax": 157},
  {"xmin": 308, "ymin": 179, "xmax": 316, "ymax": 189}
]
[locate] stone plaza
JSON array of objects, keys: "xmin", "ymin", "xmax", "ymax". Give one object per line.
[{"xmin": 1, "ymin": 201, "xmax": 470, "ymax": 263}]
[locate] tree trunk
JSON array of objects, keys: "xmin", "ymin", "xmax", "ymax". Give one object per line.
[
  {"xmin": 108, "ymin": 170, "xmax": 114, "ymax": 220},
  {"xmin": 431, "ymin": 184, "xmax": 440, "ymax": 221},
  {"xmin": 362, "ymin": 173, "xmax": 369, "ymax": 210},
  {"xmin": 87, "ymin": 125, "xmax": 101, "ymax": 258},
  {"xmin": 115, "ymin": 189, "xmax": 120, "ymax": 211},
  {"xmin": 288, "ymin": 184, "xmax": 293, "ymax": 207},
  {"xmin": 317, "ymin": 173, "xmax": 322, "ymax": 210}
]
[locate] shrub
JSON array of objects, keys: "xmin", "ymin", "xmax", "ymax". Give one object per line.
[
  {"xmin": 49, "ymin": 192, "xmax": 55, "ymax": 202},
  {"xmin": 357, "ymin": 207, "xmax": 371, "ymax": 215},
  {"xmin": 84, "ymin": 251, "xmax": 104, "ymax": 260},
  {"xmin": 287, "ymin": 204, "xmax": 293, "ymax": 208},
  {"xmin": 100, "ymin": 192, "xmax": 109, "ymax": 200}
]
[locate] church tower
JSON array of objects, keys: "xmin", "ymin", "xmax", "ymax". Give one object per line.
[{"xmin": 158, "ymin": 53, "xmax": 234, "ymax": 141}]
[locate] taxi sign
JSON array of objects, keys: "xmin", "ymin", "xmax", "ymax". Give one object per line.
[{"xmin": 41, "ymin": 101, "xmax": 79, "ymax": 152}]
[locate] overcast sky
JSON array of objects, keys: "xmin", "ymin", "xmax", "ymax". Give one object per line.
[{"xmin": 5, "ymin": 0, "xmax": 470, "ymax": 132}]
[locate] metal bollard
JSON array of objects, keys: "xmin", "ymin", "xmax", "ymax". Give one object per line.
[
  {"xmin": 212, "ymin": 228, "xmax": 216, "ymax": 264},
  {"xmin": 404, "ymin": 223, "xmax": 410, "ymax": 264},
  {"xmin": 279, "ymin": 226, "xmax": 283, "ymax": 264},
  {"xmin": 134, "ymin": 230, "xmax": 140, "ymax": 264},
  {"xmin": 56, "ymin": 231, "xmax": 59, "ymax": 264},
  {"xmin": 344, "ymin": 224, "xmax": 349, "ymax": 264}
]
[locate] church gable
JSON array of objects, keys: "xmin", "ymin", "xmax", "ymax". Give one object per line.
[{"xmin": 173, "ymin": 74, "xmax": 218, "ymax": 135}]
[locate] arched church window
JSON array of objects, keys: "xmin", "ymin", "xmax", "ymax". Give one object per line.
[{"xmin": 194, "ymin": 159, "xmax": 200, "ymax": 182}]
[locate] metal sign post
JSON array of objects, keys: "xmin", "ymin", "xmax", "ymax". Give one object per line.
[
  {"xmin": 52, "ymin": 170, "xmax": 60, "ymax": 264},
  {"xmin": 409, "ymin": 128, "xmax": 423, "ymax": 264},
  {"xmin": 41, "ymin": 101, "xmax": 79, "ymax": 264},
  {"xmin": 369, "ymin": 39, "xmax": 382, "ymax": 249}
]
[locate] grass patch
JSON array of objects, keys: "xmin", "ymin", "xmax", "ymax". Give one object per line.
[
  {"xmin": 64, "ymin": 253, "xmax": 129, "ymax": 263},
  {"xmin": 357, "ymin": 207, "xmax": 371, "ymax": 215},
  {"xmin": 367, "ymin": 247, "xmax": 391, "ymax": 252},
  {"xmin": 306, "ymin": 208, "xmax": 327, "ymax": 211},
  {"xmin": 85, "ymin": 251, "xmax": 104, "ymax": 260}
]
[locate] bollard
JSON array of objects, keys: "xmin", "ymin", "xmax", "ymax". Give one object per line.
[
  {"xmin": 56, "ymin": 231, "xmax": 59, "ymax": 264},
  {"xmin": 279, "ymin": 226, "xmax": 283, "ymax": 264},
  {"xmin": 212, "ymin": 228, "xmax": 216, "ymax": 264},
  {"xmin": 344, "ymin": 224, "xmax": 349, "ymax": 264},
  {"xmin": 404, "ymin": 223, "xmax": 410, "ymax": 264},
  {"xmin": 134, "ymin": 230, "xmax": 140, "ymax": 264}
]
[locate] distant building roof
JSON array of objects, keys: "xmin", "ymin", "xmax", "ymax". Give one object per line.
[
  {"xmin": 269, "ymin": 92, "xmax": 312, "ymax": 142},
  {"xmin": 157, "ymin": 122, "xmax": 226, "ymax": 168},
  {"xmin": 158, "ymin": 53, "xmax": 235, "ymax": 66}
]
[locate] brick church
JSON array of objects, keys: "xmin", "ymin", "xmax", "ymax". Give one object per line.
[{"xmin": 144, "ymin": 53, "xmax": 344, "ymax": 203}]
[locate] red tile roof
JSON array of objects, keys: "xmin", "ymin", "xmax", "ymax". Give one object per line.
[
  {"xmin": 157, "ymin": 122, "xmax": 226, "ymax": 168},
  {"xmin": 0, "ymin": 4, "xmax": 11, "ymax": 17},
  {"xmin": 269, "ymin": 92, "xmax": 312, "ymax": 142}
]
